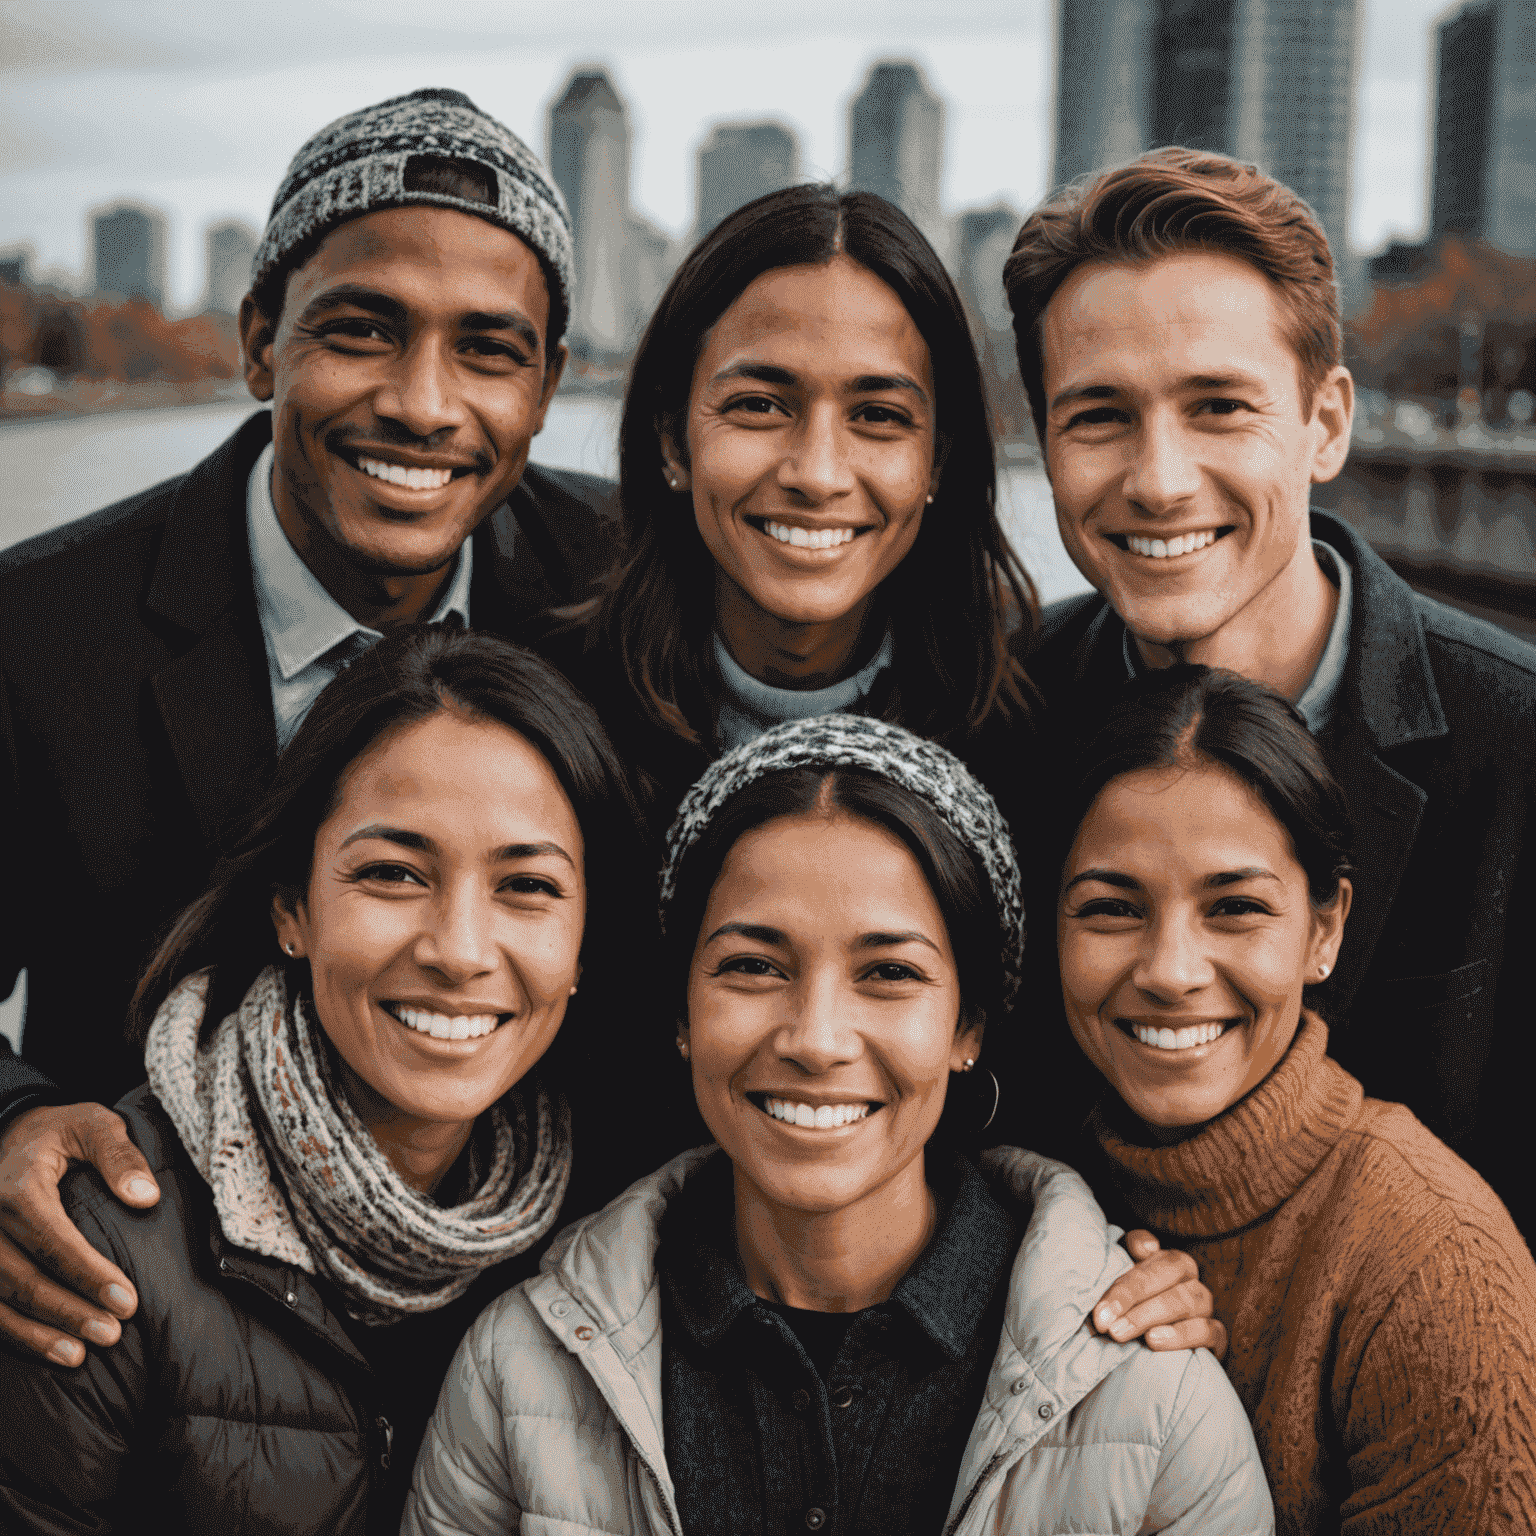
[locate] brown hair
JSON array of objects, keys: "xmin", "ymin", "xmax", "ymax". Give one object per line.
[
  {"xmin": 589, "ymin": 183, "xmax": 1037, "ymax": 749},
  {"xmin": 1004, "ymin": 147, "xmax": 1341, "ymax": 446}
]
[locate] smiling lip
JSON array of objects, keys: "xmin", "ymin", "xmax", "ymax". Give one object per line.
[
  {"xmin": 746, "ymin": 1090, "xmax": 882, "ymax": 1129},
  {"xmin": 1107, "ymin": 526, "xmax": 1235, "ymax": 560},
  {"xmin": 336, "ymin": 444, "xmax": 483, "ymax": 494},
  {"xmin": 746, "ymin": 515, "xmax": 870, "ymax": 552},
  {"xmin": 1115, "ymin": 1016, "xmax": 1238, "ymax": 1054},
  {"xmin": 380, "ymin": 999, "xmax": 512, "ymax": 1042}
]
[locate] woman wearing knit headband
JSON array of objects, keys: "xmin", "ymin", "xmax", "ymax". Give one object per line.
[
  {"xmin": 1056, "ymin": 666, "xmax": 1536, "ymax": 1532},
  {"xmin": 406, "ymin": 715, "xmax": 1274, "ymax": 1536},
  {"xmin": 0, "ymin": 627, "xmax": 649, "ymax": 1535}
]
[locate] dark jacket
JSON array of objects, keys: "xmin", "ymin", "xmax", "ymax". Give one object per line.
[
  {"xmin": 1020, "ymin": 510, "xmax": 1536, "ymax": 1242},
  {"xmin": 0, "ymin": 1083, "xmax": 539, "ymax": 1536},
  {"xmin": 0, "ymin": 410, "xmax": 619, "ymax": 1120}
]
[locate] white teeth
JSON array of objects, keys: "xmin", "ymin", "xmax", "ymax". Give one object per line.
[
  {"xmin": 393, "ymin": 1006, "xmax": 501, "ymax": 1040},
  {"xmin": 764, "ymin": 1098, "xmax": 871, "ymax": 1127},
  {"xmin": 1131, "ymin": 1021, "xmax": 1227, "ymax": 1050},
  {"xmin": 764, "ymin": 520, "xmax": 857, "ymax": 550},
  {"xmin": 1125, "ymin": 529, "xmax": 1217, "ymax": 559},
  {"xmin": 359, "ymin": 458, "xmax": 453, "ymax": 491}
]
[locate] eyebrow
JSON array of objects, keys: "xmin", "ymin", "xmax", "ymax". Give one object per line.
[
  {"xmin": 338, "ymin": 824, "xmax": 574, "ymax": 866},
  {"xmin": 299, "ymin": 284, "xmax": 540, "ymax": 350},
  {"xmin": 1064, "ymin": 866, "xmax": 1281, "ymax": 892},
  {"xmin": 710, "ymin": 361, "xmax": 929, "ymax": 404},
  {"xmin": 1047, "ymin": 371, "xmax": 1267, "ymax": 413},
  {"xmin": 702, "ymin": 921, "xmax": 940, "ymax": 953}
]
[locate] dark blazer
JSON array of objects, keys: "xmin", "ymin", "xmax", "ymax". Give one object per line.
[
  {"xmin": 0, "ymin": 410, "xmax": 620, "ymax": 1118},
  {"xmin": 0, "ymin": 1083, "xmax": 538, "ymax": 1536},
  {"xmin": 1021, "ymin": 510, "xmax": 1536, "ymax": 1242}
]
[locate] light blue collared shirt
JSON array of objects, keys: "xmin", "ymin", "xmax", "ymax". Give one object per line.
[
  {"xmin": 1121, "ymin": 538, "xmax": 1353, "ymax": 733},
  {"xmin": 714, "ymin": 629, "xmax": 896, "ymax": 752},
  {"xmin": 246, "ymin": 442, "xmax": 474, "ymax": 749}
]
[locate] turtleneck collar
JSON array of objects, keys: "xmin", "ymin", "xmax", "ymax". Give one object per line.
[{"xmin": 1087, "ymin": 1013, "xmax": 1364, "ymax": 1239}]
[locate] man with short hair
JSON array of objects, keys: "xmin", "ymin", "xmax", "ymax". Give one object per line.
[
  {"xmin": 1005, "ymin": 147, "xmax": 1536, "ymax": 1243},
  {"xmin": 0, "ymin": 88, "xmax": 618, "ymax": 1360}
]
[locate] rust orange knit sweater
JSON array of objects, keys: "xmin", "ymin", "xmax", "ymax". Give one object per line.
[{"xmin": 1082, "ymin": 1013, "xmax": 1536, "ymax": 1535}]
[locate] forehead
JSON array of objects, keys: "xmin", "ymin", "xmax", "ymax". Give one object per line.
[
  {"xmin": 1071, "ymin": 762, "xmax": 1301, "ymax": 875},
  {"xmin": 1040, "ymin": 250, "xmax": 1299, "ymax": 397},
  {"xmin": 282, "ymin": 206, "xmax": 551, "ymax": 331},
  {"xmin": 696, "ymin": 255, "xmax": 932, "ymax": 385}
]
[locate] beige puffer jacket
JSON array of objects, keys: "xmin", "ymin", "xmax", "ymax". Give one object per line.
[{"xmin": 404, "ymin": 1146, "xmax": 1274, "ymax": 1536}]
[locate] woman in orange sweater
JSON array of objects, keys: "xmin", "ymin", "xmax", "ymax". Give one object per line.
[{"xmin": 1056, "ymin": 664, "xmax": 1536, "ymax": 1535}]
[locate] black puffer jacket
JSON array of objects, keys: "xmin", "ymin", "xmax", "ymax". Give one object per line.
[{"xmin": 0, "ymin": 1085, "xmax": 538, "ymax": 1535}]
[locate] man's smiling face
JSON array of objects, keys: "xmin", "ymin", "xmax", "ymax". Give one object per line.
[
  {"xmin": 243, "ymin": 206, "xmax": 564, "ymax": 586},
  {"xmin": 1040, "ymin": 250, "xmax": 1349, "ymax": 653}
]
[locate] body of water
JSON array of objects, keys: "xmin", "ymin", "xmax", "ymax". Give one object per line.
[{"xmin": 0, "ymin": 394, "xmax": 1086, "ymax": 1050}]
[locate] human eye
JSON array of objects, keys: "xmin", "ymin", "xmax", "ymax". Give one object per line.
[
  {"xmin": 1062, "ymin": 404, "xmax": 1128, "ymax": 431},
  {"xmin": 1194, "ymin": 397, "xmax": 1248, "ymax": 418},
  {"xmin": 863, "ymin": 960, "xmax": 924, "ymax": 983},
  {"xmin": 1068, "ymin": 896, "xmax": 1143, "ymax": 923},
  {"xmin": 461, "ymin": 335, "xmax": 534, "ymax": 370},
  {"xmin": 352, "ymin": 861, "xmax": 426, "ymax": 887},
  {"xmin": 317, "ymin": 318, "xmax": 394, "ymax": 350},
  {"xmin": 1208, "ymin": 895, "xmax": 1272, "ymax": 919},
  {"xmin": 499, "ymin": 873, "xmax": 563, "ymax": 898},
  {"xmin": 712, "ymin": 954, "xmax": 786, "ymax": 980},
  {"xmin": 852, "ymin": 401, "xmax": 916, "ymax": 429},
  {"xmin": 722, "ymin": 392, "xmax": 789, "ymax": 420}
]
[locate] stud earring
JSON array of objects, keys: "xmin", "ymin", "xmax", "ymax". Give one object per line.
[
  {"xmin": 963, "ymin": 1057, "xmax": 975, "ymax": 1071},
  {"xmin": 925, "ymin": 492, "xmax": 934, "ymax": 504},
  {"xmin": 569, "ymin": 984, "xmax": 579, "ymax": 997},
  {"xmin": 675, "ymin": 1036, "xmax": 690, "ymax": 1059},
  {"xmin": 282, "ymin": 941, "xmax": 295, "ymax": 956},
  {"xmin": 1318, "ymin": 963, "xmax": 1331, "ymax": 979}
]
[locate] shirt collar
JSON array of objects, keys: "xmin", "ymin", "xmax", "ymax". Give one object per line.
[
  {"xmin": 658, "ymin": 1149, "xmax": 1019, "ymax": 1365},
  {"xmin": 246, "ymin": 441, "xmax": 473, "ymax": 682},
  {"xmin": 1119, "ymin": 538, "xmax": 1354, "ymax": 734}
]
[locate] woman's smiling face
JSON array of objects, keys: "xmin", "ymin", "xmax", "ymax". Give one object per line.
[
  {"xmin": 684, "ymin": 809, "xmax": 977, "ymax": 1218},
  {"xmin": 669, "ymin": 254, "xmax": 938, "ymax": 634},
  {"xmin": 1057, "ymin": 759, "xmax": 1349, "ymax": 1133},
  {"xmin": 272, "ymin": 707, "xmax": 586, "ymax": 1128}
]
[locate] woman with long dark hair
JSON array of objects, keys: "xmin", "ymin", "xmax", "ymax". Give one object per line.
[
  {"xmin": 550, "ymin": 183, "xmax": 1038, "ymax": 834},
  {"xmin": 0, "ymin": 626, "xmax": 649, "ymax": 1535}
]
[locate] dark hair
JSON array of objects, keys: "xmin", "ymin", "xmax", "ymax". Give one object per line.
[
  {"xmin": 248, "ymin": 154, "xmax": 569, "ymax": 353},
  {"xmin": 1004, "ymin": 147, "xmax": 1341, "ymax": 446},
  {"xmin": 591, "ymin": 183, "xmax": 1038, "ymax": 748},
  {"xmin": 129, "ymin": 627, "xmax": 648, "ymax": 1069},
  {"xmin": 1068, "ymin": 665, "xmax": 1353, "ymax": 910},
  {"xmin": 662, "ymin": 766, "xmax": 1004, "ymax": 1030}
]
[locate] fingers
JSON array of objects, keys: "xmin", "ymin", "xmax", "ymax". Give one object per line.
[
  {"xmin": 1123, "ymin": 1228, "xmax": 1162, "ymax": 1262},
  {"xmin": 1142, "ymin": 1316, "xmax": 1229, "ymax": 1360},
  {"xmin": 1093, "ymin": 1245, "xmax": 1208, "ymax": 1341},
  {"xmin": 0, "ymin": 1230, "xmax": 123, "ymax": 1365},
  {"xmin": 77, "ymin": 1115, "xmax": 159, "ymax": 1208}
]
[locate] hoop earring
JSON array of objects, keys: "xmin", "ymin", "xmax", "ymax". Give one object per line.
[{"xmin": 979, "ymin": 1068, "xmax": 1000, "ymax": 1133}]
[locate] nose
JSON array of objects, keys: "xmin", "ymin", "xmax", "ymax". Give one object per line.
[
  {"xmin": 1132, "ymin": 908, "xmax": 1216, "ymax": 1003},
  {"xmin": 414, "ymin": 878, "xmax": 500, "ymax": 987},
  {"xmin": 773, "ymin": 968, "xmax": 860, "ymax": 1075},
  {"xmin": 1121, "ymin": 407, "xmax": 1202, "ymax": 517},
  {"xmin": 777, "ymin": 401, "xmax": 855, "ymax": 505},
  {"xmin": 374, "ymin": 336, "xmax": 463, "ymax": 441}
]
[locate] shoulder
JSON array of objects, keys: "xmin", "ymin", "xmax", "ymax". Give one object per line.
[
  {"xmin": 1026, "ymin": 591, "xmax": 1107, "ymax": 661},
  {"xmin": 518, "ymin": 462, "xmax": 620, "ymax": 527},
  {"xmin": 1414, "ymin": 591, "xmax": 1536, "ymax": 713},
  {"xmin": 0, "ymin": 474, "xmax": 178, "ymax": 592}
]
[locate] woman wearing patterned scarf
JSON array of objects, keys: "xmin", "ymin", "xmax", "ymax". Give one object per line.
[
  {"xmin": 0, "ymin": 626, "xmax": 648, "ymax": 1536},
  {"xmin": 407, "ymin": 714, "xmax": 1274, "ymax": 1536}
]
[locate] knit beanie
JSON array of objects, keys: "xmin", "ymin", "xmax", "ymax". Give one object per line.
[
  {"xmin": 659, "ymin": 714, "xmax": 1026, "ymax": 1008},
  {"xmin": 250, "ymin": 87, "xmax": 573, "ymax": 330}
]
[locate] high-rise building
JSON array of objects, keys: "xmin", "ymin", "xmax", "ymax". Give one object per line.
[
  {"xmin": 695, "ymin": 122, "xmax": 798, "ymax": 238},
  {"xmin": 92, "ymin": 203, "xmax": 168, "ymax": 309},
  {"xmin": 549, "ymin": 68, "xmax": 634, "ymax": 361},
  {"xmin": 1428, "ymin": 0, "xmax": 1536, "ymax": 257},
  {"xmin": 849, "ymin": 62, "xmax": 948, "ymax": 258},
  {"xmin": 1051, "ymin": 0, "xmax": 1362, "ymax": 264},
  {"xmin": 202, "ymin": 220, "xmax": 259, "ymax": 315}
]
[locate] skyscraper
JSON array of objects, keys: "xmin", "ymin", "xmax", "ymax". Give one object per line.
[
  {"xmin": 92, "ymin": 203, "xmax": 168, "ymax": 309},
  {"xmin": 849, "ymin": 62, "xmax": 948, "ymax": 257},
  {"xmin": 1051, "ymin": 0, "xmax": 1362, "ymax": 264},
  {"xmin": 202, "ymin": 220, "xmax": 259, "ymax": 315},
  {"xmin": 695, "ymin": 122, "xmax": 799, "ymax": 238},
  {"xmin": 1428, "ymin": 0, "xmax": 1536, "ymax": 257},
  {"xmin": 549, "ymin": 68, "xmax": 633, "ymax": 361}
]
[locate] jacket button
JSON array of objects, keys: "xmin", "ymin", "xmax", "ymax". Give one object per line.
[
  {"xmin": 574, "ymin": 1325, "xmax": 594, "ymax": 1341},
  {"xmin": 1038, "ymin": 1402, "xmax": 1054, "ymax": 1420},
  {"xmin": 791, "ymin": 1388, "xmax": 810, "ymax": 1412},
  {"xmin": 218, "ymin": 1258, "xmax": 229, "ymax": 1274},
  {"xmin": 805, "ymin": 1509, "xmax": 826, "ymax": 1530},
  {"xmin": 830, "ymin": 1384, "xmax": 855, "ymax": 1409},
  {"xmin": 284, "ymin": 1291, "xmax": 298, "ymax": 1308},
  {"xmin": 1010, "ymin": 1379, "xmax": 1027, "ymax": 1395},
  {"xmin": 550, "ymin": 1300, "xmax": 570, "ymax": 1318}
]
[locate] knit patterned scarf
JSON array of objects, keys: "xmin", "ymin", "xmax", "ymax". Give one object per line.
[{"xmin": 145, "ymin": 966, "xmax": 571, "ymax": 1326}]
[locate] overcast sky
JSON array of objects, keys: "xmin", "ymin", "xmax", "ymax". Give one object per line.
[{"xmin": 0, "ymin": 0, "xmax": 1453, "ymax": 312}]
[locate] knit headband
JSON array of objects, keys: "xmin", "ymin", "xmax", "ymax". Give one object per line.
[
  {"xmin": 659, "ymin": 714, "xmax": 1025, "ymax": 1008},
  {"xmin": 251, "ymin": 87, "xmax": 573, "ymax": 324}
]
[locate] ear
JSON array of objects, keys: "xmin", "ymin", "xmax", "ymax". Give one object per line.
[
  {"xmin": 240, "ymin": 293, "xmax": 277, "ymax": 404},
  {"xmin": 1306, "ymin": 876, "xmax": 1352, "ymax": 980},
  {"xmin": 658, "ymin": 423, "xmax": 691, "ymax": 494},
  {"xmin": 950, "ymin": 1008, "xmax": 986, "ymax": 1074},
  {"xmin": 535, "ymin": 340, "xmax": 569, "ymax": 426},
  {"xmin": 1308, "ymin": 365, "xmax": 1354, "ymax": 485},
  {"xmin": 270, "ymin": 887, "xmax": 308, "ymax": 960}
]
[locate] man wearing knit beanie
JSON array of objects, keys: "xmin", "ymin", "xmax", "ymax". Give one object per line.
[{"xmin": 0, "ymin": 89, "xmax": 619, "ymax": 1366}]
